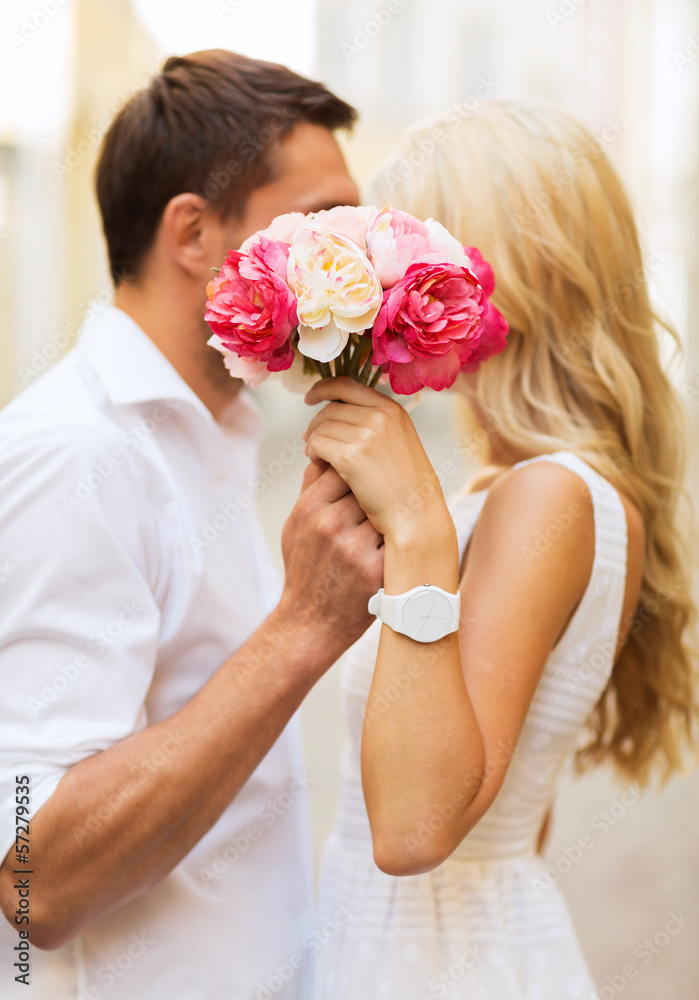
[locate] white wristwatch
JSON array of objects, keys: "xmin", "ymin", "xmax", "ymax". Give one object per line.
[{"xmin": 368, "ymin": 584, "xmax": 461, "ymax": 643}]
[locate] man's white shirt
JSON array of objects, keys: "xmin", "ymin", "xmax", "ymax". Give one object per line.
[{"xmin": 0, "ymin": 305, "xmax": 313, "ymax": 1000}]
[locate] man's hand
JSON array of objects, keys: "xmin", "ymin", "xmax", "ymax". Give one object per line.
[
  {"xmin": 278, "ymin": 460, "xmax": 384, "ymax": 668},
  {"xmin": 0, "ymin": 459, "xmax": 384, "ymax": 951}
]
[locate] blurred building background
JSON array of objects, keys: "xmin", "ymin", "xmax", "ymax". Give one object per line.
[{"xmin": 1, "ymin": 1, "xmax": 698, "ymax": 996}]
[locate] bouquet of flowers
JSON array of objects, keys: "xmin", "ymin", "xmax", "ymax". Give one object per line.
[{"xmin": 205, "ymin": 205, "xmax": 508, "ymax": 396}]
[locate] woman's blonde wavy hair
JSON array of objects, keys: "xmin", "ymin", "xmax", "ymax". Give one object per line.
[{"xmin": 368, "ymin": 98, "xmax": 698, "ymax": 788}]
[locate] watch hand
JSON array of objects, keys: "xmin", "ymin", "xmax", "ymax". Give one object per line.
[
  {"xmin": 417, "ymin": 603, "xmax": 453, "ymax": 634},
  {"xmin": 418, "ymin": 601, "xmax": 436, "ymax": 635}
]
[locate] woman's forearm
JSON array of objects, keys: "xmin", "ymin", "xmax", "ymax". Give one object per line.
[{"xmin": 360, "ymin": 512, "xmax": 485, "ymax": 875}]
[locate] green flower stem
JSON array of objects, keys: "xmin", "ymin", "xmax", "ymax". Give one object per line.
[
  {"xmin": 339, "ymin": 339, "xmax": 352, "ymax": 377},
  {"xmin": 368, "ymin": 367, "xmax": 382, "ymax": 389},
  {"xmin": 349, "ymin": 339, "xmax": 364, "ymax": 378},
  {"xmin": 358, "ymin": 350, "xmax": 376, "ymax": 384},
  {"xmin": 307, "ymin": 340, "xmax": 377, "ymax": 384}
]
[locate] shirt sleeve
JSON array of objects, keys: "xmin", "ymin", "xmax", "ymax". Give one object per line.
[{"xmin": 0, "ymin": 422, "xmax": 163, "ymax": 864}]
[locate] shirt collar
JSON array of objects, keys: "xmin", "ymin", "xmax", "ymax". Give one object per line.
[{"xmin": 75, "ymin": 304, "xmax": 263, "ymax": 439}]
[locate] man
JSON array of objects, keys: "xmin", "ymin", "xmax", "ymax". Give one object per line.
[{"xmin": 0, "ymin": 50, "xmax": 383, "ymax": 999}]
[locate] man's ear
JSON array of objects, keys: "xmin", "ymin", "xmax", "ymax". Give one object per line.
[{"xmin": 159, "ymin": 192, "xmax": 210, "ymax": 278}]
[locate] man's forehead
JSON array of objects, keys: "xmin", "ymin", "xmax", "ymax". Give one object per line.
[
  {"xmin": 256, "ymin": 128, "xmax": 359, "ymax": 212},
  {"xmin": 289, "ymin": 185, "xmax": 360, "ymax": 214}
]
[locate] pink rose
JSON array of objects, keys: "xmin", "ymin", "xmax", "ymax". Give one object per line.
[
  {"xmin": 207, "ymin": 334, "xmax": 272, "ymax": 388},
  {"xmin": 205, "ymin": 236, "xmax": 297, "ymax": 371},
  {"xmin": 459, "ymin": 246, "xmax": 509, "ymax": 370},
  {"xmin": 309, "ymin": 205, "xmax": 380, "ymax": 249},
  {"xmin": 367, "ymin": 208, "xmax": 469, "ymax": 288},
  {"xmin": 372, "ymin": 262, "xmax": 495, "ymax": 394},
  {"xmin": 367, "ymin": 209, "xmax": 431, "ymax": 288},
  {"xmin": 463, "ymin": 245, "xmax": 494, "ymax": 295},
  {"xmin": 220, "ymin": 352, "xmax": 271, "ymax": 389},
  {"xmin": 240, "ymin": 212, "xmax": 308, "ymax": 253}
]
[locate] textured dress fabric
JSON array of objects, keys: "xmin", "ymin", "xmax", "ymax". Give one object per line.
[{"xmin": 313, "ymin": 451, "xmax": 629, "ymax": 1000}]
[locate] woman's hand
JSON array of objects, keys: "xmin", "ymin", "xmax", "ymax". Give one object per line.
[{"xmin": 303, "ymin": 377, "xmax": 452, "ymax": 543}]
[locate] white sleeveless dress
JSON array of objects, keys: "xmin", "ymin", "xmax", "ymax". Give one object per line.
[{"xmin": 313, "ymin": 451, "xmax": 629, "ymax": 1000}]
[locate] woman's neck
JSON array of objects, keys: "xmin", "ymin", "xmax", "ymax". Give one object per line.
[{"xmin": 465, "ymin": 441, "xmax": 531, "ymax": 494}]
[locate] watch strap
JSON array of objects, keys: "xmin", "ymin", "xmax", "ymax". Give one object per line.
[
  {"xmin": 368, "ymin": 585, "xmax": 460, "ymax": 641},
  {"xmin": 368, "ymin": 587, "xmax": 398, "ymax": 629}
]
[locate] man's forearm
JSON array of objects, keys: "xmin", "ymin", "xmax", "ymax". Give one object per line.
[{"xmin": 0, "ymin": 606, "xmax": 327, "ymax": 951}]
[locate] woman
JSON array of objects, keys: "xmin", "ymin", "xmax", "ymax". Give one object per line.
[{"xmin": 304, "ymin": 100, "xmax": 698, "ymax": 999}]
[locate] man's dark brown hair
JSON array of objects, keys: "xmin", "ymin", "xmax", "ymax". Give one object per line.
[{"xmin": 95, "ymin": 49, "xmax": 357, "ymax": 285}]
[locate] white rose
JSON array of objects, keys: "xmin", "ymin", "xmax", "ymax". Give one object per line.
[
  {"xmin": 424, "ymin": 218, "xmax": 470, "ymax": 268},
  {"xmin": 287, "ymin": 228, "xmax": 383, "ymax": 361}
]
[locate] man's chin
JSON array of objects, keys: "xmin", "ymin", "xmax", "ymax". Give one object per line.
[
  {"xmin": 215, "ymin": 368, "xmax": 245, "ymax": 398},
  {"xmin": 203, "ymin": 336, "xmax": 244, "ymax": 395}
]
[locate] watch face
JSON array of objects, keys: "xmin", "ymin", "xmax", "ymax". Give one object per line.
[{"xmin": 401, "ymin": 590, "xmax": 455, "ymax": 641}]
